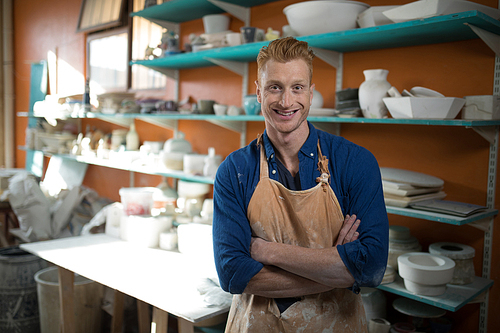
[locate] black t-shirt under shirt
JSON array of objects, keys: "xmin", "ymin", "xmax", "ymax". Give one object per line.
[{"xmin": 274, "ymin": 157, "xmax": 302, "ymax": 313}]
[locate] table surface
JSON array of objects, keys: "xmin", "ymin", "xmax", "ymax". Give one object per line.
[{"xmin": 20, "ymin": 234, "xmax": 230, "ymax": 323}]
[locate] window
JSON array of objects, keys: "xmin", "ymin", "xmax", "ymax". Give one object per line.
[
  {"xmin": 131, "ymin": 0, "xmax": 167, "ymax": 90},
  {"xmin": 87, "ymin": 27, "xmax": 129, "ymax": 94},
  {"xmin": 84, "ymin": 0, "xmax": 166, "ymax": 94},
  {"xmin": 77, "ymin": 0, "xmax": 127, "ymax": 33}
]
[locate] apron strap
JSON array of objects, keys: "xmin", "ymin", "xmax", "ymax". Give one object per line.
[
  {"xmin": 257, "ymin": 134, "xmax": 269, "ymax": 179},
  {"xmin": 316, "ymin": 141, "xmax": 330, "ymax": 190}
]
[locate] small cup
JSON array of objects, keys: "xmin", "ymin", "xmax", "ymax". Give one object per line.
[
  {"xmin": 243, "ymin": 95, "xmax": 261, "ymax": 115},
  {"xmin": 240, "ymin": 27, "xmax": 264, "ymax": 43},
  {"xmin": 227, "ymin": 105, "xmax": 244, "ymax": 116},
  {"xmin": 213, "ymin": 103, "xmax": 228, "ymax": 116},
  {"xmin": 197, "ymin": 100, "xmax": 215, "ymax": 114},
  {"xmin": 225, "ymin": 32, "xmax": 242, "ymax": 46}
]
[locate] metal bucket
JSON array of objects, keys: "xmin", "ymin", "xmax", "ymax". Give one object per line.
[{"xmin": 0, "ymin": 246, "xmax": 47, "ymax": 333}]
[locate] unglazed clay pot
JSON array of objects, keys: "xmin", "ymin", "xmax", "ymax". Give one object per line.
[{"xmin": 359, "ymin": 69, "xmax": 391, "ymax": 118}]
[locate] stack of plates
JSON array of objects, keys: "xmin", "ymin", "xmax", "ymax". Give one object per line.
[{"xmin": 380, "ymin": 168, "xmax": 446, "ymax": 207}]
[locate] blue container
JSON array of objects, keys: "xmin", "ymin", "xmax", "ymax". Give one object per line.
[{"xmin": 243, "ymin": 95, "xmax": 261, "ymax": 115}]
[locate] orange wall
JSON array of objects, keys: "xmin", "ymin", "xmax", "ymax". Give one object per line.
[{"xmin": 13, "ymin": 0, "xmax": 500, "ymax": 331}]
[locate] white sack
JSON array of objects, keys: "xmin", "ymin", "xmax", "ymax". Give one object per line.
[{"xmin": 6, "ymin": 172, "xmax": 52, "ymax": 240}]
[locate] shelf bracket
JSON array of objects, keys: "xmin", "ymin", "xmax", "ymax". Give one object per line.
[
  {"xmin": 205, "ymin": 119, "xmax": 246, "ymax": 134},
  {"xmin": 310, "ymin": 47, "xmax": 344, "ymax": 91},
  {"xmin": 311, "ymin": 122, "xmax": 341, "ymax": 136},
  {"xmin": 145, "ymin": 19, "xmax": 179, "ymax": 34},
  {"xmin": 137, "ymin": 117, "xmax": 178, "ymax": 132},
  {"xmin": 96, "ymin": 116, "xmax": 134, "ymax": 127},
  {"xmin": 472, "ymin": 126, "xmax": 497, "ymax": 144},
  {"xmin": 466, "ymin": 24, "xmax": 500, "ymax": 57},
  {"xmin": 310, "ymin": 48, "xmax": 342, "ymax": 69},
  {"xmin": 207, "ymin": 0, "xmax": 250, "ymax": 26},
  {"xmin": 469, "ymin": 290, "xmax": 488, "ymax": 304},
  {"xmin": 469, "ymin": 217, "xmax": 493, "ymax": 232},
  {"xmin": 205, "ymin": 58, "xmax": 246, "ymax": 76},
  {"xmin": 148, "ymin": 67, "xmax": 179, "ymax": 81},
  {"xmin": 205, "ymin": 119, "xmax": 247, "ymax": 148}
]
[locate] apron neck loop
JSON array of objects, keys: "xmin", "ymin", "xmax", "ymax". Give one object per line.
[
  {"xmin": 257, "ymin": 134, "xmax": 269, "ymax": 178},
  {"xmin": 316, "ymin": 141, "xmax": 330, "ymax": 191}
]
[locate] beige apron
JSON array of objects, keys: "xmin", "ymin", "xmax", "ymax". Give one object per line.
[{"xmin": 224, "ymin": 137, "xmax": 367, "ymax": 333}]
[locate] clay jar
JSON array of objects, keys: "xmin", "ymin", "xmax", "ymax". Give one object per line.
[{"xmin": 359, "ymin": 69, "xmax": 391, "ymax": 118}]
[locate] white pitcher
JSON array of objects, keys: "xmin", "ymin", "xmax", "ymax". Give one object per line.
[{"xmin": 359, "ymin": 69, "xmax": 391, "ymax": 118}]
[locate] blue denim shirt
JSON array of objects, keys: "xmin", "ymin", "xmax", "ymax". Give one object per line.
[{"xmin": 213, "ymin": 121, "xmax": 389, "ymax": 294}]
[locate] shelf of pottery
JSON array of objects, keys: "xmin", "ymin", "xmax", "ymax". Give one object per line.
[
  {"xmin": 19, "ymin": 1, "xmax": 500, "ymax": 331},
  {"xmin": 128, "ymin": 2, "xmax": 500, "ymax": 331}
]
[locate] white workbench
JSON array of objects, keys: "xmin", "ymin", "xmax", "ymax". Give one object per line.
[{"xmin": 20, "ymin": 233, "xmax": 230, "ymax": 333}]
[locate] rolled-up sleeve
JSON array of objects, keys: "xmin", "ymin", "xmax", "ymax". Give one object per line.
[
  {"xmin": 335, "ymin": 147, "xmax": 389, "ymax": 293},
  {"xmin": 213, "ymin": 148, "xmax": 264, "ymax": 294}
]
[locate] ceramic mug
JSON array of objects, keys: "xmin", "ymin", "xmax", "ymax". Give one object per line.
[
  {"xmin": 240, "ymin": 27, "xmax": 264, "ymax": 43},
  {"xmin": 197, "ymin": 100, "xmax": 215, "ymax": 114},
  {"xmin": 225, "ymin": 32, "xmax": 242, "ymax": 46},
  {"xmin": 243, "ymin": 95, "xmax": 261, "ymax": 115}
]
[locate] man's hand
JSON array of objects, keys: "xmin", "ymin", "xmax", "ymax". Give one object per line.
[
  {"xmin": 250, "ymin": 237, "xmax": 270, "ymax": 265},
  {"xmin": 335, "ymin": 214, "xmax": 360, "ymax": 246},
  {"xmin": 251, "ymin": 214, "xmax": 361, "ymax": 264}
]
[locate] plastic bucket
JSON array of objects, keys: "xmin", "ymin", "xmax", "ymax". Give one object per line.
[
  {"xmin": 119, "ymin": 187, "xmax": 158, "ymax": 216},
  {"xmin": 0, "ymin": 246, "xmax": 48, "ymax": 333},
  {"xmin": 34, "ymin": 266, "xmax": 104, "ymax": 333}
]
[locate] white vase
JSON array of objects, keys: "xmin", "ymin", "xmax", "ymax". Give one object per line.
[{"xmin": 359, "ymin": 69, "xmax": 391, "ymax": 118}]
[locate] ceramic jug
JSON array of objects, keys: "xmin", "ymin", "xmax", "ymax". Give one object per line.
[{"xmin": 359, "ymin": 69, "xmax": 391, "ymax": 118}]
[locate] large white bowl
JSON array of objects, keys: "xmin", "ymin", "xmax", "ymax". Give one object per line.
[
  {"xmin": 283, "ymin": 1, "xmax": 370, "ymax": 36},
  {"xmin": 383, "ymin": 96, "xmax": 465, "ymax": 119},
  {"xmin": 398, "ymin": 252, "xmax": 455, "ymax": 296}
]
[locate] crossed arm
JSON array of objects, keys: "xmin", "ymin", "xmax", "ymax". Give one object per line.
[{"xmin": 243, "ymin": 214, "xmax": 361, "ymax": 298}]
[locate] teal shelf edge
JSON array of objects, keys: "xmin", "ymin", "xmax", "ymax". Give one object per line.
[
  {"xmin": 86, "ymin": 112, "xmax": 500, "ymax": 127},
  {"xmin": 64, "ymin": 154, "xmax": 216, "ymax": 184},
  {"xmin": 21, "ymin": 111, "xmax": 500, "ymax": 127},
  {"xmin": 130, "ymin": 0, "xmax": 281, "ymax": 23},
  {"xmin": 17, "ymin": 147, "xmax": 215, "ymax": 185},
  {"xmin": 386, "ymin": 206, "xmax": 498, "ymax": 226},
  {"xmin": 130, "ymin": 11, "xmax": 500, "ymax": 69},
  {"xmin": 378, "ymin": 275, "xmax": 494, "ymax": 312},
  {"xmin": 301, "ymin": 10, "xmax": 500, "ymax": 53}
]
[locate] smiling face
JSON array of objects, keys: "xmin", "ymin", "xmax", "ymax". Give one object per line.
[{"xmin": 256, "ymin": 58, "xmax": 314, "ymax": 140}]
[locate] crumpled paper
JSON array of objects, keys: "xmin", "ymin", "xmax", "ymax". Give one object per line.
[{"xmin": 3, "ymin": 172, "xmax": 51, "ymax": 241}]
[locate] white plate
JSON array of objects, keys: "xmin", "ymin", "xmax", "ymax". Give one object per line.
[
  {"xmin": 308, "ymin": 108, "xmax": 338, "ymax": 117},
  {"xmin": 380, "ymin": 167, "xmax": 444, "ymax": 188}
]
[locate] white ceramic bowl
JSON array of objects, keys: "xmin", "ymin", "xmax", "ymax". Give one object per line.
[
  {"xmin": 283, "ymin": 1, "xmax": 370, "ymax": 36},
  {"xmin": 160, "ymin": 151, "xmax": 185, "ymax": 170},
  {"xmin": 398, "ymin": 252, "xmax": 455, "ymax": 296},
  {"xmin": 37, "ymin": 132, "xmax": 76, "ymax": 152},
  {"xmin": 383, "ymin": 97, "xmax": 465, "ymax": 119}
]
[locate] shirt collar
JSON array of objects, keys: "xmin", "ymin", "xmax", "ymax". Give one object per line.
[{"xmin": 262, "ymin": 121, "xmax": 318, "ymax": 161}]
